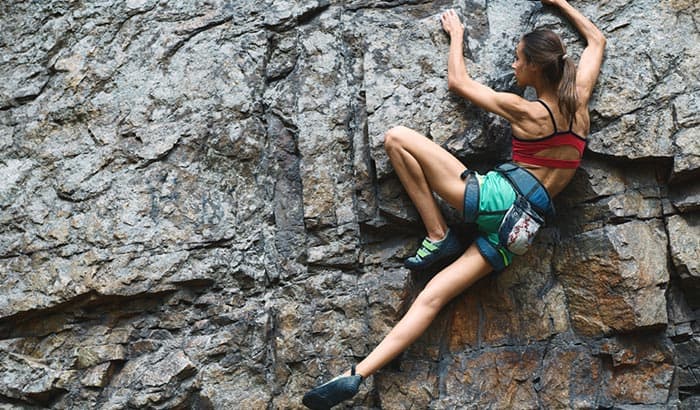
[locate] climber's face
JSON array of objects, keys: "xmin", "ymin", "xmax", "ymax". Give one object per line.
[{"xmin": 512, "ymin": 41, "xmax": 533, "ymax": 87}]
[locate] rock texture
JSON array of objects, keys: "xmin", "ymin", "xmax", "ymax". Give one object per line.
[{"xmin": 0, "ymin": 0, "xmax": 698, "ymax": 408}]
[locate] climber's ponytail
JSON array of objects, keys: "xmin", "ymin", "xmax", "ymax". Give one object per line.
[
  {"xmin": 558, "ymin": 55, "xmax": 577, "ymax": 121},
  {"xmin": 522, "ymin": 30, "xmax": 578, "ymax": 121}
]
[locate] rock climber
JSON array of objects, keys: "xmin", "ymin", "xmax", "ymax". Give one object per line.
[{"xmin": 303, "ymin": 0, "xmax": 605, "ymax": 408}]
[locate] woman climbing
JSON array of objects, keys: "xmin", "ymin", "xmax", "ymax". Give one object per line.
[{"xmin": 303, "ymin": 0, "xmax": 606, "ymax": 408}]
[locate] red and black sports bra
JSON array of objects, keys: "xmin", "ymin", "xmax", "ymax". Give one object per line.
[{"xmin": 512, "ymin": 100, "xmax": 587, "ymax": 169}]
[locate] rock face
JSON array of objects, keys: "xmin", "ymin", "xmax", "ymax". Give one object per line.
[{"xmin": 0, "ymin": 0, "xmax": 698, "ymax": 408}]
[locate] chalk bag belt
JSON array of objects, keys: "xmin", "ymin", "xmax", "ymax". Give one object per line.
[{"xmin": 494, "ymin": 163, "xmax": 555, "ymax": 219}]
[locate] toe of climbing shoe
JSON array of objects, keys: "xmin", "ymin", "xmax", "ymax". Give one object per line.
[
  {"xmin": 302, "ymin": 374, "xmax": 362, "ymax": 410},
  {"xmin": 404, "ymin": 228, "xmax": 464, "ymax": 272}
]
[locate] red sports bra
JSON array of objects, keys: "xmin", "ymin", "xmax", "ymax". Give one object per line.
[{"xmin": 512, "ymin": 100, "xmax": 587, "ymax": 169}]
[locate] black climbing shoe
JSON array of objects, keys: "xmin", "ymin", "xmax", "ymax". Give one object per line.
[
  {"xmin": 302, "ymin": 365, "xmax": 363, "ymax": 410},
  {"xmin": 404, "ymin": 228, "xmax": 463, "ymax": 272}
]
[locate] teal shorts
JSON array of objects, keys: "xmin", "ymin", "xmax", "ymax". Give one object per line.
[{"xmin": 462, "ymin": 170, "xmax": 517, "ymax": 271}]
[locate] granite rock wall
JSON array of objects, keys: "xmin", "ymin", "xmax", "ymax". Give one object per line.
[{"xmin": 0, "ymin": 0, "xmax": 698, "ymax": 408}]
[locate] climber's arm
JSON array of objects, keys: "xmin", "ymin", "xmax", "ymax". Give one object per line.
[
  {"xmin": 442, "ymin": 10, "xmax": 529, "ymax": 124},
  {"xmin": 544, "ymin": 0, "xmax": 606, "ymax": 105}
]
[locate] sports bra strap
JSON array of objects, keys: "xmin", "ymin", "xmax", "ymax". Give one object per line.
[
  {"xmin": 537, "ymin": 99, "xmax": 577, "ymax": 133},
  {"xmin": 536, "ymin": 99, "xmax": 558, "ymax": 133}
]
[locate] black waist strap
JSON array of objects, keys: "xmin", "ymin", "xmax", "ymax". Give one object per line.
[{"xmin": 494, "ymin": 163, "xmax": 555, "ymax": 218}]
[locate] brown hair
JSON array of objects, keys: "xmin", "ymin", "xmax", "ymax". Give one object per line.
[{"xmin": 522, "ymin": 30, "xmax": 577, "ymax": 122}]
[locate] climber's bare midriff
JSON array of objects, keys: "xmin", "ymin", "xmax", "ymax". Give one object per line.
[
  {"xmin": 514, "ymin": 145, "xmax": 583, "ymax": 198},
  {"xmin": 515, "ymin": 163, "xmax": 575, "ymax": 198}
]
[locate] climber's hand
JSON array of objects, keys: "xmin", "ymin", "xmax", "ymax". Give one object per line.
[
  {"xmin": 440, "ymin": 10, "xmax": 464, "ymax": 38},
  {"xmin": 540, "ymin": 0, "xmax": 561, "ymax": 7}
]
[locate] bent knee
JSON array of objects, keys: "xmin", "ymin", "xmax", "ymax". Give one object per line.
[{"xmin": 384, "ymin": 126, "xmax": 412, "ymax": 152}]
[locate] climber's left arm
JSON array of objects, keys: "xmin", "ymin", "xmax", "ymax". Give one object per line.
[{"xmin": 441, "ymin": 10, "xmax": 529, "ymax": 125}]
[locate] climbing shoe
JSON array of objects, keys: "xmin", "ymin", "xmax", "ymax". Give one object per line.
[
  {"xmin": 302, "ymin": 365, "xmax": 363, "ymax": 410},
  {"xmin": 404, "ymin": 228, "xmax": 463, "ymax": 272}
]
